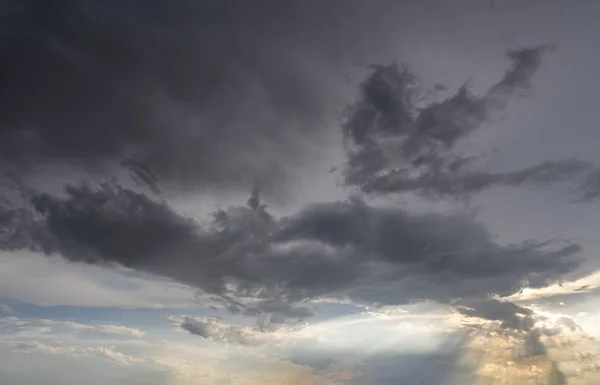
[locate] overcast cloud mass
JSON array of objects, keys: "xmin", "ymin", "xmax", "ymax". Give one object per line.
[{"xmin": 2, "ymin": 0, "xmax": 600, "ymax": 384}]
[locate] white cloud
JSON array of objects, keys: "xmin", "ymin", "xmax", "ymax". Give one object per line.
[
  {"xmin": 8, "ymin": 340, "xmax": 145, "ymax": 366},
  {"xmin": 0, "ymin": 317, "xmax": 145, "ymax": 337},
  {"xmin": 0, "ymin": 318, "xmax": 225, "ymax": 382},
  {"xmin": 501, "ymin": 269, "xmax": 600, "ymax": 302},
  {"xmin": 90, "ymin": 346, "xmax": 146, "ymax": 366},
  {"xmin": 0, "ymin": 316, "xmax": 322, "ymax": 385},
  {"xmin": 0, "ymin": 250, "xmax": 196, "ymax": 308},
  {"xmin": 10, "ymin": 340, "xmax": 87, "ymax": 356}
]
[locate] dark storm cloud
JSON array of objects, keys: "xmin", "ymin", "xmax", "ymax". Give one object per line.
[
  {"xmin": 0, "ymin": 0, "xmax": 595, "ymax": 333},
  {"xmin": 342, "ymin": 46, "xmax": 600, "ymax": 201},
  {"xmin": 0, "ymin": 182, "xmax": 582, "ymax": 329},
  {"xmin": 0, "ymin": 0, "xmax": 385, "ymax": 197},
  {"xmin": 120, "ymin": 159, "xmax": 161, "ymax": 195},
  {"xmin": 0, "ymin": 196, "xmax": 48, "ymax": 253}
]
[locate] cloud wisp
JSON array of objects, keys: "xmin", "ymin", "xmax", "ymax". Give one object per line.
[
  {"xmin": 0, "ymin": 317, "xmax": 146, "ymax": 338},
  {"xmin": 342, "ymin": 46, "xmax": 600, "ymax": 202}
]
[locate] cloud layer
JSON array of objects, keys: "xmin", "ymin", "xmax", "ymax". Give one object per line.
[
  {"xmin": 0, "ymin": 180, "xmax": 583, "ymax": 329},
  {"xmin": 0, "ymin": 0, "xmax": 382, "ymax": 198},
  {"xmin": 1, "ymin": 0, "xmax": 599, "ymax": 337}
]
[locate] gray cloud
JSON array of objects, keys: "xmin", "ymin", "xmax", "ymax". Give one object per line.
[
  {"xmin": 556, "ymin": 317, "xmax": 581, "ymax": 332},
  {"xmin": 342, "ymin": 46, "xmax": 600, "ymax": 201},
  {"xmin": 456, "ymin": 300, "xmax": 535, "ymax": 331},
  {"xmin": 180, "ymin": 316, "xmax": 267, "ymax": 346},
  {"xmin": 178, "ymin": 315, "xmax": 305, "ymax": 346},
  {"xmin": 548, "ymin": 362, "xmax": 567, "ymax": 385},
  {"xmin": 523, "ymin": 329, "xmax": 547, "ymax": 358},
  {"xmin": 0, "ymin": 181, "xmax": 583, "ymax": 329},
  {"xmin": 0, "ymin": 0, "xmax": 391, "ymax": 199},
  {"xmin": 0, "ymin": 0, "xmax": 596, "ymax": 334}
]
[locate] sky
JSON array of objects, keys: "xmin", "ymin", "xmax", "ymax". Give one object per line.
[{"xmin": 2, "ymin": 0, "xmax": 600, "ymax": 384}]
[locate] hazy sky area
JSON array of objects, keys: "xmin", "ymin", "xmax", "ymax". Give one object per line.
[{"xmin": 2, "ymin": 1, "xmax": 600, "ymax": 384}]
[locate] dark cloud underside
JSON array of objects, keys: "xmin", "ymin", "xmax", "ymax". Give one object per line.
[{"xmin": 1, "ymin": 182, "xmax": 583, "ymax": 328}]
